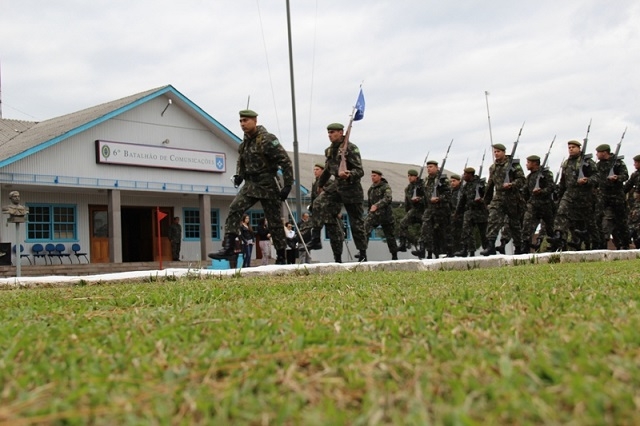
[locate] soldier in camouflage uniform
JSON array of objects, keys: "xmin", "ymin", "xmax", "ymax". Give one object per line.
[
  {"xmin": 412, "ymin": 160, "xmax": 452, "ymax": 259},
  {"xmin": 210, "ymin": 110, "xmax": 293, "ymax": 264},
  {"xmin": 454, "ymin": 167, "xmax": 488, "ymax": 257},
  {"xmin": 449, "ymin": 174, "xmax": 464, "ymax": 254},
  {"xmin": 549, "ymin": 140, "xmax": 599, "ymax": 251},
  {"xmin": 317, "ymin": 122, "xmax": 368, "ymax": 261},
  {"xmin": 364, "ymin": 170, "xmax": 398, "ymax": 260},
  {"xmin": 521, "ymin": 155, "xmax": 556, "ymax": 253},
  {"xmin": 481, "ymin": 143, "xmax": 526, "ymax": 255},
  {"xmin": 623, "ymin": 154, "xmax": 640, "ymax": 220},
  {"xmin": 595, "ymin": 144, "xmax": 629, "ymax": 249},
  {"xmin": 397, "ymin": 169, "xmax": 425, "ymax": 252},
  {"xmin": 628, "ymin": 187, "xmax": 640, "ymax": 248},
  {"xmin": 308, "ymin": 163, "xmax": 345, "ymax": 262}
]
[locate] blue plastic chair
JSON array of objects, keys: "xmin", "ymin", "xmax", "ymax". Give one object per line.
[
  {"xmin": 12, "ymin": 244, "xmax": 32, "ymax": 265},
  {"xmin": 45, "ymin": 243, "xmax": 62, "ymax": 264},
  {"xmin": 55, "ymin": 243, "xmax": 72, "ymax": 263},
  {"xmin": 71, "ymin": 243, "xmax": 89, "ymax": 263},
  {"xmin": 31, "ymin": 243, "xmax": 47, "ymax": 264}
]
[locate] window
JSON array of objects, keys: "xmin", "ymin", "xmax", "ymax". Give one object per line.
[
  {"xmin": 26, "ymin": 204, "xmax": 76, "ymax": 241},
  {"xmin": 183, "ymin": 208, "xmax": 200, "ymax": 240},
  {"xmin": 247, "ymin": 210, "xmax": 265, "ymax": 229},
  {"xmin": 211, "ymin": 209, "xmax": 220, "ymax": 240}
]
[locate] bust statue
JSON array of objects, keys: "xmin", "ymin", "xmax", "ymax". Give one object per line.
[{"xmin": 2, "ymin": 191, "xmax": 29, "ymax": 217}]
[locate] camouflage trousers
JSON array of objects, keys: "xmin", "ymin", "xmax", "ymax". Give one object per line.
[
  {"xmin": 600, "ymin": 196, "xmax": 629, "ymax": 248},
  {"xmin": 420, "ymin": 208, "xmax": 451, "ymax": 254},
  {"xmin": 553, "ymin": 195, "xmax": 594, "ymax": 246},
  {"xmin": 313, "ymin": 190, "xmax": 367, "ymax": 251},
  {"xmin": 311, "ymin": 192, "xmax": 345, "ymax": 258},
  {"xmin": 397, "ymin": 208, "xmax": 424, "ymax": 239},
  {"xmin": 225, "ymin": 193, "xmax": 286, "ymax": 250},
  {"xmin": 521, "ymin": 202, "xmax": 555, "ymax": 246},
  {"xmin": 450, "ymin": 213, "xmax": 464, "ymax": 253},
  {"xmin": 461, "ymin": 210, "xmax": 488, "ymax": 252},
  {"xmin": 486, "ymin": 198, "xmax": 523, "ymax": 247},
  {"xmin": 629, "ymin": 204, "xmax": 640, "ymax": 247},
  {"xmin": 365, "ymin": 213, "xmax": 398, "ymax": 255}
]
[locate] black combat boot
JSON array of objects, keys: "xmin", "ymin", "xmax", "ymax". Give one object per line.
[
  {"xmin": 307, "ymin": 228, "xmax": 323, "ymax": 250},
  {"xmin": 548, "ymin": 231, "xmax": 565, "ymax": 252},
  {"xmin": 391, "ymin": 251, "xmax": 398, "ymax": 260},
  {"xmin": 480, "ymin": 241, "xmax": 497, "ymax": 256},
  {"xmin": 397, "ymin": 238, "xmax": 408, "ymax": 252},
  {"xmin": 357, "ymin": 250, "xmax": 367, "ymax": 262},
  {"xmin": 411, "ymin": 243, "xmax": 425, "ymax": 259},
  {"xmin": 454, "ymin": 246, "xmax": 468, "ymax": 257},
  {"xmin": 275, "ymin": 248, "xmax": 286, "ymax": 265},
  {"xmin": 427, "ymin": 251, "xmax": 434, "ymax": 259},
  {"xmin": 333, "ymin": 253, "xmax": 342, "ymax": 263},
  {"xmin": 495, "ymin": 239, "xmax": 508, "ymax": 254},
  {"xmin": 521, "ymin": 241, "xmax": 530, "ymax": 254},
  {"xmin": 209, "ymin": 233, "xmax": 241, "ymax": 259}
]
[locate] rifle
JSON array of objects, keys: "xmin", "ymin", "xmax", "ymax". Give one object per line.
[
  {"xmin": 431, "ymin": 139, "xmax": 454, "ymax": 198},
  {"xmin": 608, "ymin": 127, "xmax": 627, "ymax": 178},
  {"xmin": 552, "ymin": 159, "xmax": 563, "ymax": 202},
  {"xmin": 412, "ymin": 152, "xmax": 430, "ymax": 199},
  {"xmin": 504, "ymin": 122, "xmax": 525, "ymax": 184},
  {"xmin": 577, "ymin": 119, "xmax": 592, "ymax": 180},
  {"xmin": 534, "ymin": 135, "xmax": 556, "ymax": 191},
  {"xmin": 474, "ymin": 150, "xmax": 486, "ymax": 199}
]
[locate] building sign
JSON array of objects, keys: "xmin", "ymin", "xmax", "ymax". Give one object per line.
[{"xmin": 95, "ymin": 140, "xmax": 226, "ymax": 173}]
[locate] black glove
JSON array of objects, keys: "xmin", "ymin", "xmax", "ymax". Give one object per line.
[
  {"xmin": 233, "ymin": 175, "xmax": 243, "ymax": 188},
  {"xmin": 279, "ymin": 184, "xmax": 292, "ymax": 201}
]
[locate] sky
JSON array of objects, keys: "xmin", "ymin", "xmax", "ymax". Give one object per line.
[{"xmin": 1, "ymin": 0, "xmax": 639, "ymax": 176}]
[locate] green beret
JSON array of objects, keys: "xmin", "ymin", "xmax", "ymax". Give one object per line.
[
  {"xmin": 492, "ymin": 143, "xmax": 507, "ymax": 151},
  {"xmin": 371, "ymin": 169, "xmax": 383, "ymax": 176},
  {"xmin": 567, "ymin": 140, "xmax": 582, "ymax": 147},
  {"xmin": 450, "ymin": 174, "xmax": 461, "ymax": 181},
  {"xmin": 327, "ymin": 123, "xmax": 344, "ymax": 131},
  {"xmin": 595, "ymin": 144, "xmax": 610, "ymax": 152},
  {"xmin": 426, "ymin": 160, "xmax": 438, "ymax": 166},
  {"xmin": 239, "ymin": 109, "xmax": 258, "ymax": 118},
  {"xmin": 633, "ymin": 155, "xmax": 640, "ymax": 162},
  {"xmin": 526, "ymin": 155, "xmax": 541, "ymax": 162},
  {"xmin": 314, "ymin": 163, "xmax": 325, "ymax": 169},
  {"xmin": 407, "ymin": 169, "xmax": 419, "ymax": 176},
  {"xmin": 463, "ymin": 167, "xmax": 475, "ymax": 174}
]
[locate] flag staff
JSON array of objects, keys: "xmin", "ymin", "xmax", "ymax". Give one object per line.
[
  {"xmin": 484, "ymin": 91, "xmax": 494, "ymax": 156},
  {"xmin": 285, "ymin": 0, "xmax": 302, "ymax": 219}
]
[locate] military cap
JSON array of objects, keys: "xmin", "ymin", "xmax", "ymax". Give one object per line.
[
  {"xmin": 526, "ymin": 155, "xmax": 541, "ymax": 162},
  {"xmin": 450, "ymin": 174, "xmax": 461, "ymax": 181},
  {"xmin": 426, "ymin": 160, "xmax": 438, "ymax": 166},
  {"xmin": 634, "ymin": 154, "xmax": 640, "ymax": 162},
  {"xmin": 567, "ymin": 140, "xmax": 582, "ymax": 147},
  {"xmin": 239, "ymin": 109, "xmax": 258, "ymax": 118},
  {"xmin": 407, "ymin": 169, "xmax": 419, "ymax": 176},
  {"xmin": 371, "ymin": 169, "xmax": 383, "ymax": 176},
  {"xmin": 492, "ymin": 143, "xmax": 507, "ymax": 151},
  {"xmin": 327, "ymin": 123, "xmax": 344, "ymax": 131},
  {"xmin": 314, "ymin": 163, "xmax": 325, "ymax": 169},
  {"xmin": 595, "ymin": 144, "xmax": 611, "ymax": 152},
  {"xmin": 463, "ymin": 167, "xmax": 475, "ymax": 174}
]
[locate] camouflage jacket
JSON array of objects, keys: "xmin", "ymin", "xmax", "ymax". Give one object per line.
[
  {"xmin": 367, "ymin": 178, "xmax": 394, "ymax": 223},
  {"xmin": 455, "ymin": 176, "xmax": 487, "ymax": 216},
  {"xmin": 623, "ymin": 170, "xmax": 640, "ymax": 195},
  {"xmin": 450, "ymin": 186, "xmax": 462, "ymax": 211},
  {"xmin": 484, "ymin": 156, "xmax": 525, "ymax": 203},
  {"xmin": 558, "ymin": 155, "xmax": 599, "ymax": 201},
  {"xmin": 403, "ymin": 179, "xmax": 426, "ymax": 212},
  {"xmin": 522, "ymin": 168, "xmax": 555, "ymax": 205},
  {"xmin": 237, "ymin": 125, "xmax": 293, "ymax": 198},
  {"xmin": 318, "ymin": 139, "xmax": 364, "ymax": 199},
  {"xmin": 424, "ymin": 173, "xmax": 451, "ymax": 212},
  {"xmin": 596, "ymin": 158, "xmax": 628, "ymax": 199}
]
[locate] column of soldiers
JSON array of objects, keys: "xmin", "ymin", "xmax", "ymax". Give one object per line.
[{"xmin": 211, "ymin": 110, "xmax": 637, "ymax": 265}]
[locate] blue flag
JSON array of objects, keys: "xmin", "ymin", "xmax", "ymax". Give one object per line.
[{"xmin": 354, "ymin": 88, "xmax": 365, "ymax": 121}]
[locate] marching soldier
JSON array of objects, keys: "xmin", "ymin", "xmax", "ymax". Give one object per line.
[
  {"xmin": 521, "ymin": 155, "xmax": 556, "ymax": 253},
  {"xmin": 364, "ymin": 170, "xmax": 398, "ymax": 260},
  {"xmin": 397, "ymin": 169, "xmax": 425, "ymax": 252},
  {"xmin": 308, "ymin": 163, "xmax": 345, "ymax": 262},
  {"xmin": 449, "ymin": 174, "xmax": 464, "ymax": 254},
  {"xmin": 454, "ymin": 167, "xmax": 489, "ymax": 257},
  {"xmin": 595, "ymin": 144, "xmax": 629, "ymax": 249}
]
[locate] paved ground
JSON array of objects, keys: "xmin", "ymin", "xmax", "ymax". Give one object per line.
[{"xmin": 1, "ymin": 249, "xmax": 638, "ymax": 288}]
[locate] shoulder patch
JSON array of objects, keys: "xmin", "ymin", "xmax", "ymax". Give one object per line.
[{"xmin": 271, "ymin": 139, "xmax": 280, "ymax": 147}]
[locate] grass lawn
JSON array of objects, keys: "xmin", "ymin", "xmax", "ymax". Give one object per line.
[{"xmin": 1, "ymin": 259, "xmax": 639, "ymax": 425}]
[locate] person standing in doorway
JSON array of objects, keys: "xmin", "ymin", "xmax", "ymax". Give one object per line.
[
  {"xmin": 239, "ymin": 214, "xmax": 255, "ymax": 267},
  {"xmin": 169, "ymin": 216, "xmax": 182, "ymax": 261}
]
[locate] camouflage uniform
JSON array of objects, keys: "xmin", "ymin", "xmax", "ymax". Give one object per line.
[
  {"xmin": 365, "ymin": 177, "xmax": 398, "ymax": 258},
  {"xmin": 623, "ymin": 166, "xmax": 640, "ymax": 222},
  {"xmin": 629, "ymin": 189, "xmax": 640, "ymax": 248},
  {"xmin": 397, "ymin": 177, "xmax": 425, "ymax": 248},
  {"xmin": 483, "ymin": 156, "xmax": 526, "ymax": 253},
  {"xmin": 449, "ymin": 184, "xmax": 464, "ymax": 253},
  {"xmin": 317, "ymin": 139, "xmax": 368, "ymax": 253},
  {"xmin": 311, "ymin": 176, "xmax": 344, "ymax": 260},
  {"xmin": 224, "ymin": 125, "xmax": 293, "ymax": 251},
  {"xmin": 596, "ymin": 156, "xmax": 629, "ymax": 248},
  {"xmin": 552, "ymin": 154, "xmax": 599, "ymax": 249},
  {"xmin": 454, "ymin": 175, "xmax": 488, "ymax": 255},
  {"xmin": 418, "ymin": 173, "xmax": 452, "ymax": 257},
  {"xmin": 521, "ymin": 167, "xmax": 556, "ymax": 251}
]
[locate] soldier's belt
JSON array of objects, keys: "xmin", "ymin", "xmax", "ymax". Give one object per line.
[{"xmin": 245, "ymin": 172, "xmax": 276, "ymax": 181}]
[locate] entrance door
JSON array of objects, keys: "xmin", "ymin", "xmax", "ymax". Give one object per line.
[{"xmin": 89, "ymin": 205, "xmax": 109, "ymax": 263}]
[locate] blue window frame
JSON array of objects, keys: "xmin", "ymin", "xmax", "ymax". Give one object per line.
[
  {"xmin": 26, "ymin": 204, "xmax": 77, "ymax": 242},
  {"xmin": 183, "ymin": 208, "xmax": 200, "ymax": 240},
  {"xmin": 211, "ymin": 209, "xmax": 220, "ymax": 241},
  {"xmin": 247, "ymin": 210, "xmax": 265, "ymax": 229}
]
